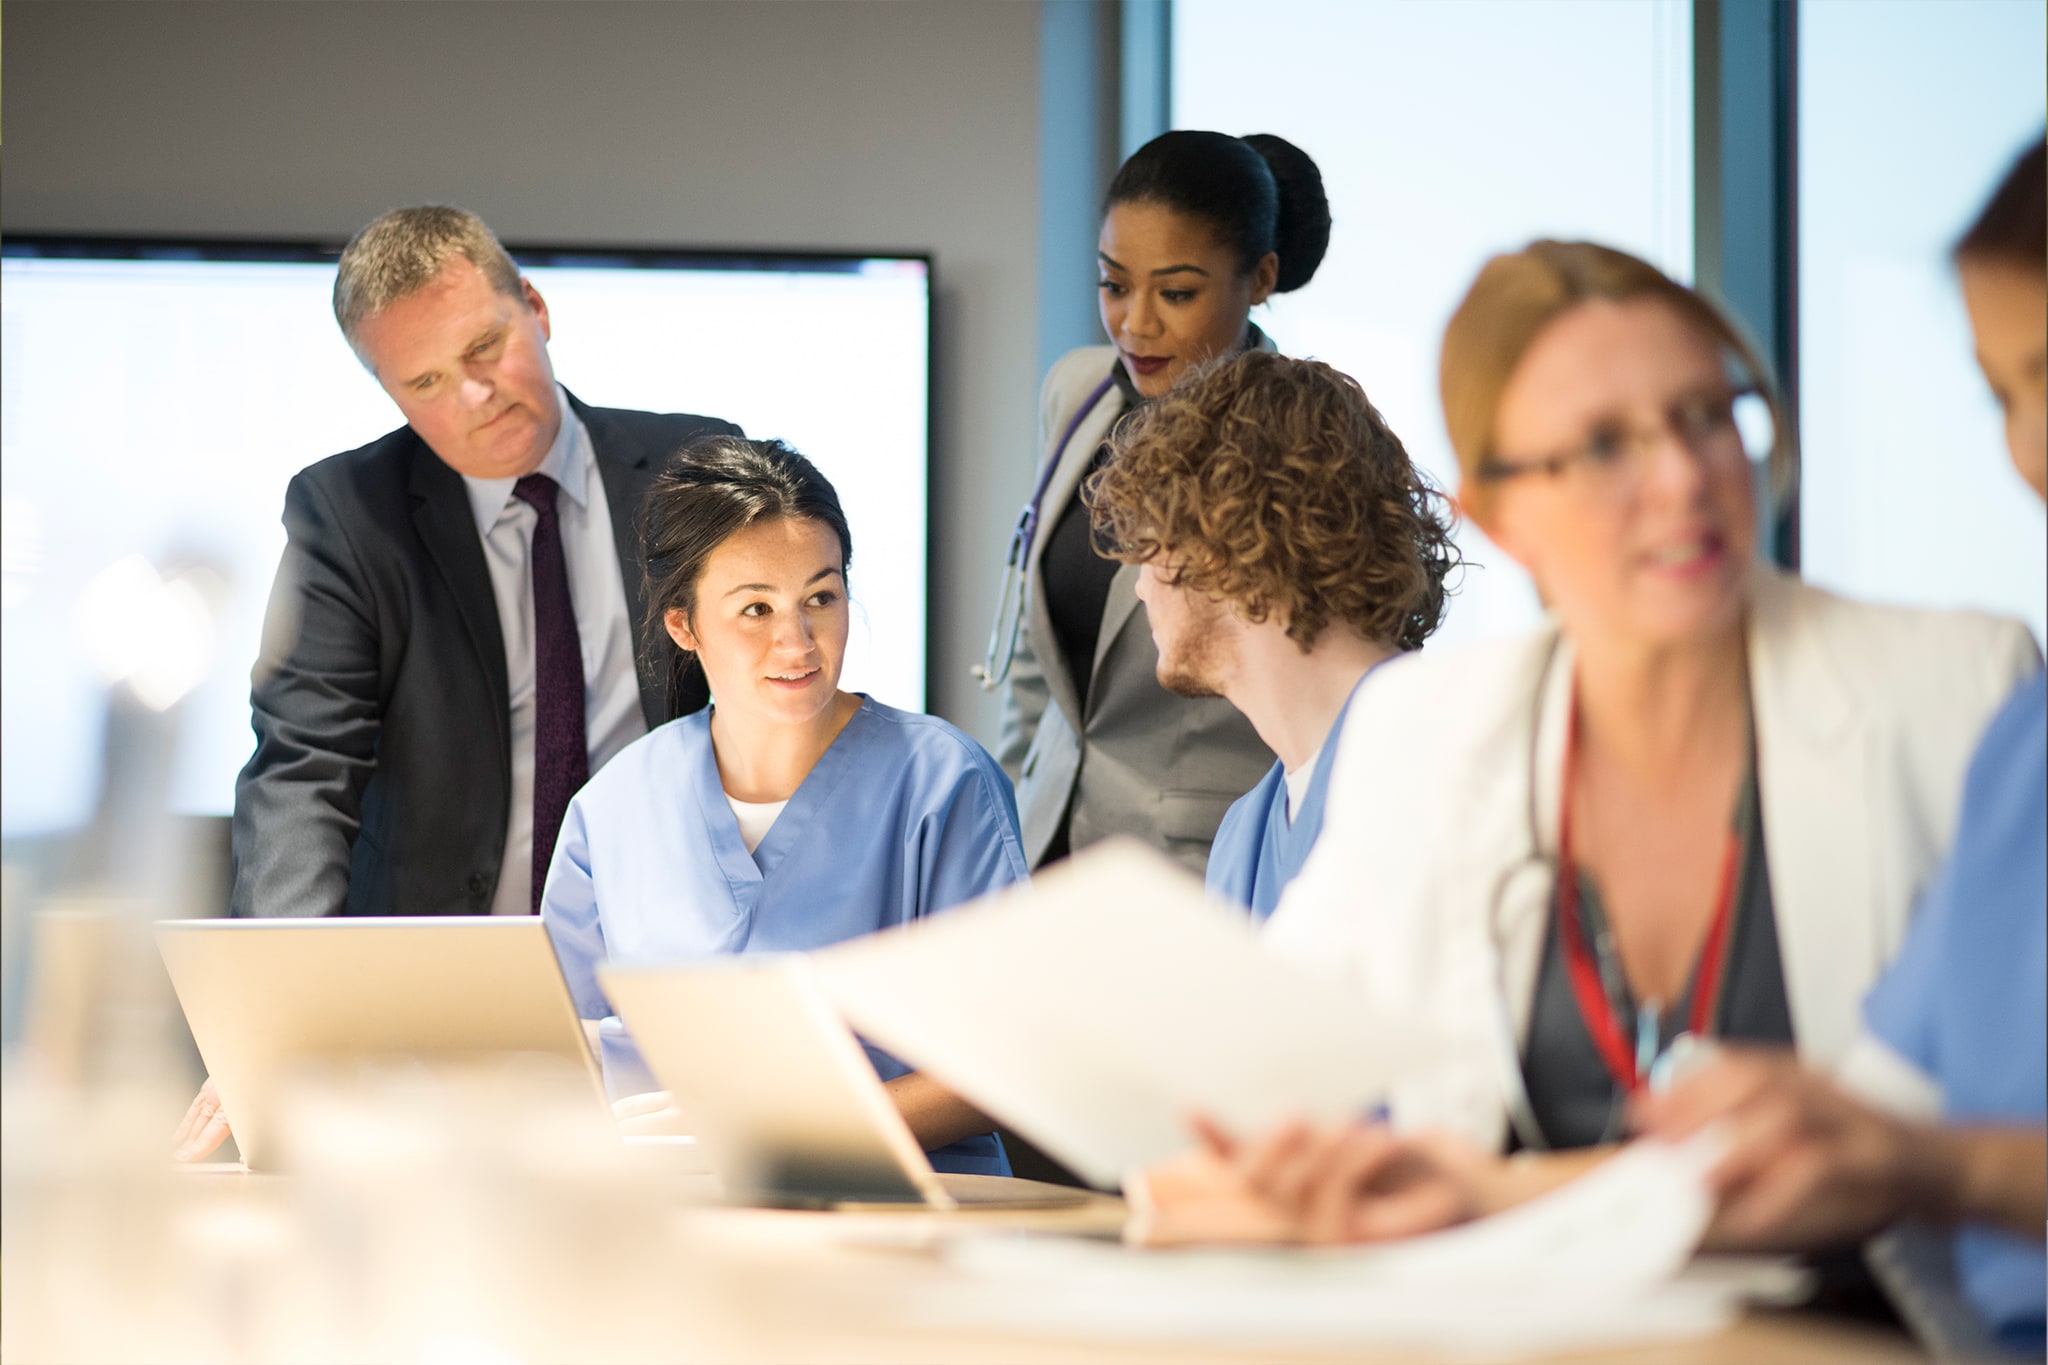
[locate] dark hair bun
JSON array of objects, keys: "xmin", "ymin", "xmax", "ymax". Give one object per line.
[
  {"xmin": 1241, "ymin": 133, "xmax": 1330, "ymax": 293},
  {"xmin": 1104, "ymin": 129, "xmax": 1330, "ymax": 297}
]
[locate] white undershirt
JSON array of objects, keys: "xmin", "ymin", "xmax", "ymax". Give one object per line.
[
  {"xmin": 462, "ymin": 386, "xmax": 648, "ymax": 915},
  {"xmin": 725, "ymin": 794, "xmax": 790, "ymax": 854},
  {"xmin": 1281, "ymin": 745, "xmax": 1324, "ymax": 826}
]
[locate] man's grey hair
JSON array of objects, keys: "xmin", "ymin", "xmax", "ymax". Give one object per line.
[{"xmin": 332, "ymin": 206, "xmax": 525, "ymax": 360}]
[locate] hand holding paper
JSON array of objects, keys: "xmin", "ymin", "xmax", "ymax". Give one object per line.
[{"xmin": 810, "ymin": 839, "xmax": 1443, "ymax": 1188}]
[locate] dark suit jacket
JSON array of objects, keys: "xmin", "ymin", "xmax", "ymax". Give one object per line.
[{"xmin": 230, "ymin": 393, "xmax": 739, "ymax": 917}]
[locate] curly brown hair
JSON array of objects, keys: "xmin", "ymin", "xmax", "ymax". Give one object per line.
[{"xmin": 1087, "ymin": 351, "xmax": 1459, "ymax": 652}]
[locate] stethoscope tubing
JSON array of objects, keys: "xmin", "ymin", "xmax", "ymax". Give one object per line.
[
  {"xmin": 973, "ymin": 370, "xmax": 1121, "ymax": 689},
  {"xmin": 1489, "ymin": 632, "xmax": 1569, "ymax": 1152}
]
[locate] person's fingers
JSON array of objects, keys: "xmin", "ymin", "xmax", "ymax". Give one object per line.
[
  {"xmin": 1189, "ymin": 1112, "xmax": 1238, "ymax": 1163},
  {"xmin": 1704, "ymin": 1087, "xmax": 1810, "ymax": 1194},
  {"xmin": 172, "ymin": 1089, "xmax": 211, "ymax": 1150},
  {"xmin": 1234, "ymin": 1120, "xmax": 1314, "ymax": 1199},
  {"xmin": 1301, "ymin": 1128, "xmax": 1404, "ymax": 1244},
  {"xmin": 1407, "ymin": 1130, "xmax": 1486, "ymax": 1179},
  {"xmin": 1717, "ymin": 1143, "xmax": 1830, "ymax": 1244},
  {"xmin": 1137, "ymin": 1148, "xmax": 1241, "ymax": 1208},
  {"xmin": 177, "ymin": 1110, "xmax": 233, "ymax": 1162},
  {"xmin": 1248, "ymin": 1125, "xmax": 1351, "ymax": 1217},
  {"xmin": 1130, "ymin": 1189, "xmax": 1299, "ymax": 1248},
  {"xmin": 1633, "ymin": 1051, "xmax": 1783, "ymax": 1138},
  {"xmin": 1347, "ymin": 1174, "xmax": 1471, "ymax": 1243},
  {"xmin": 174, "ymin": 1101, "xmax": 233, "ymax": 1162},
  {"xmin": 172, "ymin": 1080, "xmax": 224, "ymax": 1158}
]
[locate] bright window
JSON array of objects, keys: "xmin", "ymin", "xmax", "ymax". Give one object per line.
[
  {"xmin": 1173, "ymin": 0, "xmax": 1693, "ymax": 645},
  {"xmin": 1797, "ymin": 0, "xmax": 2047, "ymax": 648}
]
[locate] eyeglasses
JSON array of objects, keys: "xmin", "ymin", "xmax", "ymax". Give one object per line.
[{"xmin": 1475, "ymin": 386, "xmax": 1775, "ymax": 491}]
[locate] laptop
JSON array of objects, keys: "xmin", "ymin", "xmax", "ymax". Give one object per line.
[
  {"xmin": 156, "ymin": 916, "xmax": 604, "ymax": 1169},
  {"xmin": 599, "ymin": 955, "xmax": 1088, "ymax": 1210}
]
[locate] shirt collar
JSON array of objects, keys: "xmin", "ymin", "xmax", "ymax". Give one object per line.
[{"xmin": 460, "ymin": 384, "xmax": 593, "ymax": 537}]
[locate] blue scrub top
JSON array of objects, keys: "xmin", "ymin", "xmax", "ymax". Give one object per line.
[
  {"xmin": 1866, "ymin": 670, "xmax": 2046, "ymax": 1355},
  {"xmin": 1205, "ymin": 672, "xmax": 1368, "ymax": 919},
  {"xmin": 541, "ymin": 696, "xmax": 1029, "ymax": 1175}
]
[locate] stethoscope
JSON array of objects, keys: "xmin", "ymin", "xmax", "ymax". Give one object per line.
[
  {"xmin": 971, "ymin": 371, "xmax": 1120, "ymax": 690},
  {"xmin": 1479, "ymin": 633, "xmax": 1725, "ymax": 1153},
  {"xmin": 1480, "ymin": 633, "xmax": 1573, "ymax": 1152}
]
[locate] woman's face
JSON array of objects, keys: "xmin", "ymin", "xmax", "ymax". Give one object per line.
[
  {"xmin": 665, "ymin": 516, "xmax": 850, "ymax": 729},
  {"xmin": 1098, "ymin": 201, "xmax": 1276, "ymax": 399},
  {"xmin": 1479, "ymin": 297, "xmax": 1757, "ymax": 654},
  {"xmin": 1959, "ymin": 258, "xmax": 2048, "ymax": 502}
]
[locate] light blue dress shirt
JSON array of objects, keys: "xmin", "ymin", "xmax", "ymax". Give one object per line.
[
  {"xmin": 1205, "ymin": 672, "xmax": 1368, "ymax": 919},
  {"xmin": 540, "ymin": 696, "xmax": 1028, "ymax": 1175},
  {"xmin": 1865, "ymin": 670, "xmax": 2046, "ymax": 1355},
  {"xmin": 462, "ymin": 386, "xmax": 645, "ymax": 918}
]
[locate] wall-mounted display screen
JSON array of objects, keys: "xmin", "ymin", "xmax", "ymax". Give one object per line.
[{"xmin": 1, "ymin": 240, "xmax": 932, "ymax": 836}]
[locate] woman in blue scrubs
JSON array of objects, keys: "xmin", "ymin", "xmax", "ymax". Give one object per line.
[{"xmin": 541, "ymin": 435, "xmax": 1026, "ymax": 1175}]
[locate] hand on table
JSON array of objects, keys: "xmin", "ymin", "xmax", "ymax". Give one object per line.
[
  {"xmin": 1132, "ymin": 1114, "xmax": 1490, "ymax": 1247},
  {"xmin": 173, "ymin": 1078, "xmax": 233, "ymax": 1161},
  {"xmin": 1632, "ymin": 1048, "xmax": 1924, "ymax": 1249}
]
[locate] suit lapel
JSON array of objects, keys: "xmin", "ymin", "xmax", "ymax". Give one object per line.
[
  {"xmin": 1747, "ymin": 569, "xmax": 1873, "ymax": 1065},
  {"xmin": 1091, "ymin": 563, "xmax": 1145, "ymax": 690},
  {"xmin": 407, "ymin": 436, "xmax": 511, "ymax": 770},
  {"xmin": 573, "ymin": 393, "xmax": 669, "ymax": 731}
]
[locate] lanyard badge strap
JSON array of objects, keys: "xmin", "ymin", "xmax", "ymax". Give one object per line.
[{"xmin": 1555, "ymin": 680, "xmax": 1744, "ymax": 1095}]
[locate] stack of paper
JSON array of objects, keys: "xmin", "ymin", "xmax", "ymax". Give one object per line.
[
  {"xmin": 812, "ymin": 838, "xmax": 1441, "ymax": 1189},
  {"xmin": 911, "ymin": 1139, "xmax": 1736, "ymax": 1358}
]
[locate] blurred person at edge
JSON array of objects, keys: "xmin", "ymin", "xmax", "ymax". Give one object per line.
[
  {"xmin": 174, "ymin": 206, "xmax": 738, "ymax": 1159},
  {"xmin": 1085, "ymin": 351, "xmax": 1459, "ymax": 918},
  {"xmin": 1136, "ymin": 217, "xmax": 2042, "ymax": 1304},
  {"xmin": 1634, "ymin": 135, "xmax": 2047, "ymax": 1356},
  {"xmin": 986, "ymin": 130, "xmax": 1331, "ymax": 877},
  {"xmin": 541, "ymin": 436, "xmax": 1023, "ymax": 1174}
]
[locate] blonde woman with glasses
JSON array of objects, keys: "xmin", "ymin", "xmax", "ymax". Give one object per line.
[{"xmin": 1137, "ymin": 239, "xmax": 2038, "ymax": 1248}]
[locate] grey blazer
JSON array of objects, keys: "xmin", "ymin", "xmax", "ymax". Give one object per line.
[{"xmin": 995, "ymin": 345, "xmax": 1274, "ymax": 875}]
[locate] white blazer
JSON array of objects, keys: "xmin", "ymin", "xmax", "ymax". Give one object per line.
[{"xmin": 1264, "ymin": 568, "xmax": 2041, "ymax": 1150}]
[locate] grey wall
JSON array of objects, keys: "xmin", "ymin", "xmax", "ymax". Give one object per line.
[{"xmin": 3, "ymin": 0, "xmax": 1050, "ymax": 745}]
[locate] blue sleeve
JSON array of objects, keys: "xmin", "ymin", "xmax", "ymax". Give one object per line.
[
  {"xmin": 1866, "ymin": 673, "xmax": 2048, "ymax": 1086},
  {"xmin": 539, "ymin": 793, "xmax": 610, "ymax": 1021},
  {"xmin": 1206, "ymin": 792, "xmax": 1260, "ymax": 908},
  {"xmin": 915, "ymin": 753, "xmax": 1030, "ymax": 919},
  {"xmin": 1863, "ymin": 852, "xmax": 1951, "ymax": 1075},
  {"xmin": 539, "ymin": 792, "xmax": 661, "ymax": 1099}
]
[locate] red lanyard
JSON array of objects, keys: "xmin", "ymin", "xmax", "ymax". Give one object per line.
[{"xmin": 1555, "ymin": 685, "xmax": 1742, "ymax": 1095}]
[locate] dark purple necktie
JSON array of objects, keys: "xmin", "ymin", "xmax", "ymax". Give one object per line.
[{"xmin": 514, "ymin": 474, "xmax": 588, "ymax": 914}]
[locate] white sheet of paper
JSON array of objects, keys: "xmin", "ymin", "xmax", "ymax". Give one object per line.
[
  {"xmin": 810, "ymin": 838, "xmax": 1441, "ymax": 1188},
  {"xmin": 914, "ymin": 1138, "xmax": 1729, "ymax": 1359}
]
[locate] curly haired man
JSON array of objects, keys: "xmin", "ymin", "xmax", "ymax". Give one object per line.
[{"xmin": 1089, "ymin": 350, "xmax": 1459, "ymax": 916}]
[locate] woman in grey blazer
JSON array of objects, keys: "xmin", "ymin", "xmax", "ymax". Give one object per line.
[{"xmin": 986, "ymin": 130, "xmax": 1333, "ymax": 875}]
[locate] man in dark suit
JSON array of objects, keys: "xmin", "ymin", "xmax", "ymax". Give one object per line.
[
  {"xmin": 181, "ymin": 206, "xmax": 737, "ymax": 1155},
  {"xmin": 229, "ymin": 205, "xmax": 738, "ymax": 921}
]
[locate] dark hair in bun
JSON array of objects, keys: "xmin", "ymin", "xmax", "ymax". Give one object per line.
[{"xmin": 1104, "ymin": 130, "xmax": 1331, "ymax": 293}]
